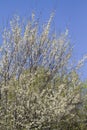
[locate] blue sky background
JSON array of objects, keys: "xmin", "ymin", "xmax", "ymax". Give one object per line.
[{"xmin": 0, "ymin": 0, "xmax": 87, "ymax": 80}]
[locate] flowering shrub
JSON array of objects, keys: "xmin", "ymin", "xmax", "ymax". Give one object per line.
[{"xmin": 0, "ymin": 14, "xmax": 86, "ymax": 130}]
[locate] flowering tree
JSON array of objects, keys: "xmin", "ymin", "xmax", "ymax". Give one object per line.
[{"xmin": 0, "ymin": 14, "xmax": 86, "ymax": 130}]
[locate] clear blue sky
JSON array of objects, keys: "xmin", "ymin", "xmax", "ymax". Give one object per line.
[{"xmin": 0, "ymin": 0, "xmax": 87, "ymax": 80}]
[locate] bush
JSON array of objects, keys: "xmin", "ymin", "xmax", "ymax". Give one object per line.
[{"xmin": 0, "ymin": 14, "xmax": 87, "ymax": 130}]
